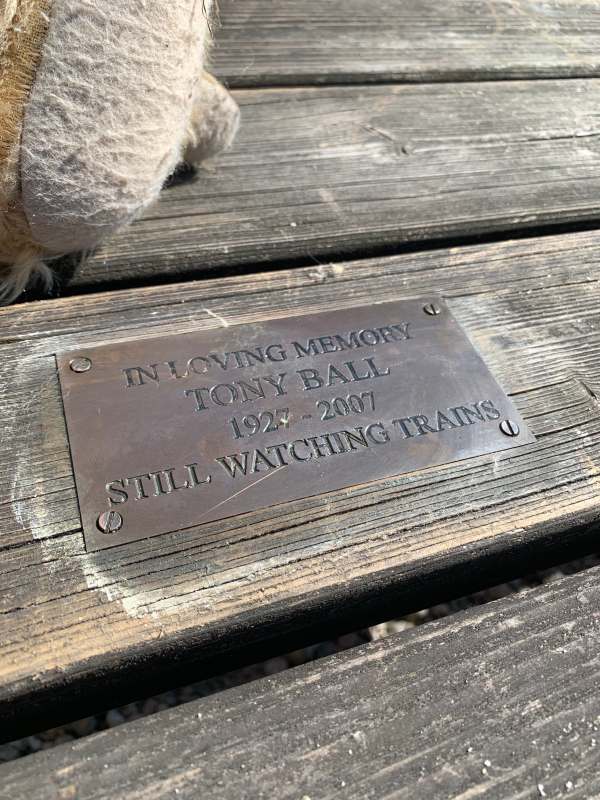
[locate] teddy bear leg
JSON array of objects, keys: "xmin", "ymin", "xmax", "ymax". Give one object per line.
[
  {"xmin": 184, "ymin": 72, "xmax": 240, "ymax": 165},
  {"xmin": 20, "ymin": 0, "xmax": 213, "ymax": 257}
]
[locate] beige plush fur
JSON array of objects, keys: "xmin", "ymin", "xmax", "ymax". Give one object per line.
[
  {"xmin": 22, "ymin": 0, "xmax": 214, "ymax": 254},
  {"xmin": 186, "ymin": 72, "xmax": 240, "ymax": 163},
  {"xmin": 0, "ymin": 0, "xmax": 240, "ymax": 303},
  {"xmin": 0, "ymin": 0, "xmax": 53, "ymax": 302}
]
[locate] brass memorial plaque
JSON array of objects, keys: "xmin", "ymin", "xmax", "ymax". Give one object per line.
[{"xmin": 58, "ymin": 297, "xmax": 535, "ymax": 551}]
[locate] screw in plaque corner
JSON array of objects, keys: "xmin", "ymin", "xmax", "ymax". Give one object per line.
[
  {"xmin": 69, "ymin": 356, "xmax": 92, "ymax": 373},
  {"xmin": 423, "ymin": 302, "xmax": 441, "ymax": 316},
  {"xmin": 96, "ymin": 510, "xmax": 123, "ymax": 534},
  {"xmin": 499, "ymin": 419, "xmax": 520, "ymax": 437}
]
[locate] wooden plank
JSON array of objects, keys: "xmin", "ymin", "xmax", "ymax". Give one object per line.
[
  {"xmin": 3, "ymin": 229, "xmax": 600, "ymax": 739},
  {"xmin": 3, "ymin": 564, "xmax": 600, "ymax": 798},
  {"xmin": 72, "ymin": 79, "xmax": 600, "ymax": 289},
  {"xmin": 213, "ymin": 0, "xmax": 600, "ymax": 86}
]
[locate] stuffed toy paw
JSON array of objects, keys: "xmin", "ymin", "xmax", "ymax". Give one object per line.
[{"xmin": 0, "ymin": 0, "xmax": 239, "ymax": 303}]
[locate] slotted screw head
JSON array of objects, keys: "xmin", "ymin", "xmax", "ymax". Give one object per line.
[
  {"xmin": 70, "ymin": 357, "xmax": 92, "ymax": 373},
  {"xmin": 97, "ymin": 510, "xmax": 123, "ymax": 534},
  {"xmin": 423, "ymin": 303, "xmax": 441, "ymax": 316},
  {"xmin": 499, "ymin": 419, "xmax": 520, "ymax": 437}
]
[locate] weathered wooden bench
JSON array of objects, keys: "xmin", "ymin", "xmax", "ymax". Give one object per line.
[
  {"xmin": 4, "ymin": 565, "xmax": 600, "ymax": 798},
  {"xmin": 3, "ymin": 1, "xmax": 600, "ymax": 796}
]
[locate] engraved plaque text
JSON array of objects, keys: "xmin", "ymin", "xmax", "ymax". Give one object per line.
[{"xmin": 57, "ymin": 298, "xmax": 535, "ymax": 551}]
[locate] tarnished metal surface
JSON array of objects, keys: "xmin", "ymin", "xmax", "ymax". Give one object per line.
[{"xmin": 57, "ymin": 297, "xmax": 535, "ymax": 551}]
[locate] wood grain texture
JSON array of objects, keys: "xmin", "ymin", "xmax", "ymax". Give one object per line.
[
  {"xmin": 3, "ymin": 565, "xmax": 600, "ymax": 799},
  {"xmin": 213, "ymin": 0, "xmax": 600, "ymax": 85},
  {"xmin": 4, "ymin": 229, "xmax": 600, "ymax": 739},
  {"xmin": 73, "ymin": 80, "xmax": 600, "ymax": 289}
]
